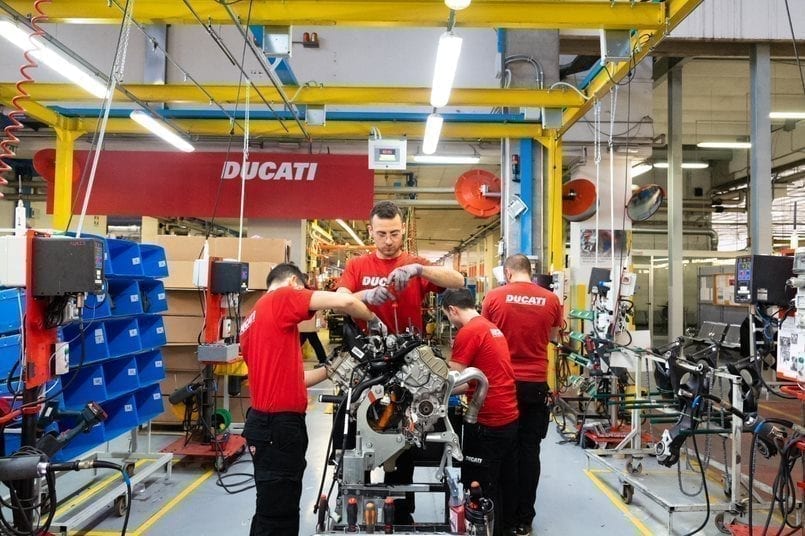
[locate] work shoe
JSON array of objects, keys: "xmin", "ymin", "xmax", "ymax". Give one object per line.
[{"xmin": 511, "ymin": 525, "xmax": 532, "ymax": 535}]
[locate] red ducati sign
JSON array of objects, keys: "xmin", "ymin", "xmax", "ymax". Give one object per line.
[{"xmin": 41, "ymin": 150, "xmax": 374, "ymax": 219}]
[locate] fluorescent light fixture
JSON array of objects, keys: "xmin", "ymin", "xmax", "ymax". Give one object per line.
[
  {"xmin": 129, "ymin": 111, "xmax": 195, "ymax": 152},
  {"xmin": 0, "ymin": 20, "xmax": 108, "ymax": 99},
  {"xmin": 422, "ymin": 113, "xmax": 444, "ymax": 155},
  {"xmin": 770, "ymin": 111, "xmax": 805, "ymax": 120},
  {"xmin": 630, "ymin": 163, "xmax": 652, "ymax": 178},
  {"xmin": 413, "ymin": 154, "xmax": 480, "ymax": 164},
  {"xmin": 652, "ymin": 162, "xmax": 709, "ymax": 170},
  {"xmin": 445, "ymin": 0, "xmax": 471, "ymax": 9},
  {"xmin": 697, "ymin": 141, "xmax": 752, "ymax": 149},
  {"xmin": 430, "ymin": 31, "xmax": 462, "ymax": 107},
  {"xmin": 335, "ymin": 219, "xmax": 364, "ymax": 246}
]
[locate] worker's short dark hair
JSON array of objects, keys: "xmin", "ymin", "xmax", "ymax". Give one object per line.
[
  {"xmin": 441, "ymin": 288, "xmax": 475, "ymax": 310},
  {"xmin": 504, "ymin": 253, "xmax": 533, "ymax": 275},
  {"xmin": 267, "ymin": 263, "xmax": 306, "ymax": 288},
  {"xmin": 370, "ymin": 200, "xmax": 403, "ymax": 222}
]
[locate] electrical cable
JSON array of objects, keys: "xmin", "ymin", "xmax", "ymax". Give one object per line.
[{"xmin": 680, "ymin": 434, "xmax": 710, "ymax": 536}]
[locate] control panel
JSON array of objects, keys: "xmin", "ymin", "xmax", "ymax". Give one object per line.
[{"xmin": 734, "ymin": 255, "xmax": 794, "ymax": 306}]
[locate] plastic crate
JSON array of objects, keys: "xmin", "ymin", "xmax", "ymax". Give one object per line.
[
  {"xmin": 84, "ymin": 290, "xmax": 112, "ymax": 320},
  {"xmin": 139, "ymin": 280, "xmax": 168, "ymax": 314},
  {"xmin": 135, "ymin": 384, "xmax": 164, "ymax": 425},
  {"xmin": 63, "ymin": 322, "xmax": 110, "ymax": 366},
  {"xmin": 138, "ymin": 315, "xmax": 167, "ymax": 351},
  {"xmin": 3, "ymin": 427, "xmax": 20, "ymax": 456},
  {"xmin": 62, "ymin": 364, "xmax": 107, "ymax": 410},
  {"xmin": 51, "ymin": 422, "xmax": 105, "ymax": 462},
  {"xmin": 136, "ymin": 350, "xmax": 166, "ymax": 387},
  {"xmin": 0, "ymin": 288, "xmax": 24, "ymax": 335},
  {"xmin": 0, "ymin": 334, "xmax": 22, "ymax": 381},
  {"xmin": 103, "ymin": 357, "xmax": 140, "ymax": 399},
  {"xmin": 106, "ymin": 238, "xmax": 144, "ymax": 278},
  {"xmin": 104, "ymin": 318, "xmax": 141, "ymax": 359},
  {"xmin": 102, "ymin": 395, "xmax": 138, "ymax": 442},
  {"xmin": 108, "ymin": 280, "xmax": 144, "ymax": 317},
  {"xmin": 140, "ymin": 244, "xmax": 169, "ymax": 279}
]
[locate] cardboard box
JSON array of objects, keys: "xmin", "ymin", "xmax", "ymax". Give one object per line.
[
  {"xmin": 162, "ymin": 345, "xmax": 203, "ymax": 372},
  {"xmin": 166, "ymin": 289, "xmax": 205, "ymax": 316},
  {"xmin": 248, "ymin": 262, "xmax": 276, "ymax": 290},
  {"xmin": 241, "ymin": 290, "xmax": 262, "ymax": 313},
  {"xmin": 154, "ymin": 235, "xmax": 206, "ymax": 261},
  {"xmin": 163, "ymin": 261, "xmax": 196, "ymax": 289},
  {"xmin": 163, "ymin": 315, "xmax": 204, "ymax": 345},
  {"xmin": 209, "ymin": 238, "xmax": 289, "ymax": 264}
]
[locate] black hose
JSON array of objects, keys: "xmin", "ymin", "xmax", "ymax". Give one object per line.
[{"xmin": 681, "ymin": 433, "xmax": 710, "ymax": 536}]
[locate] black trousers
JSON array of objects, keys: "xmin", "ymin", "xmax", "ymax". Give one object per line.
[
  {"xmin": 300, "ymin": 331, "xmax": 328, "ymax": 363},
  {"xmin": 461, "ymin": 420, "xmax": 518, "ymax": 536},
  {"xmin": 515, "ymin": 381, "xmax": 551, "ymax": 527},
  {"xmin": 243, "ymin": 410, "xmax": 308, "ymax": 536}
]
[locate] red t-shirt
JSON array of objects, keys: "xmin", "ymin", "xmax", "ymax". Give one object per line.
[
  {"xmin": 482, "ymin": 281, "xmax": 562, "ymax": 382},
  {"xmin": 240, "ymin": 286, "xmax": 314, "ymax": 413},
  {"xmin": 450, "ymin": 316, "xmax": 519, "ymax": 427},
  {"xmin": 338, "ymin": 252, "xmax": 439, "ymax": 333}
]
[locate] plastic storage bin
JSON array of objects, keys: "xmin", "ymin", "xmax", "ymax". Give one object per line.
[
  {"xmin": 138, "ymin": 315, "xmax": 167, "ymax": 351},
  {"xmin": 102, "ymin": 395, "xmax": 138, "ymax": 442},
  {"xmin": 139, "ymin": 280, "xmax": 168, "ymax": 314},
  {"xmin": 103, "ymin": 356, "xmax": 140, "ymax": 399},
  {"xmin": 108, "ymin": 280, "xmax": 144, "ymax": 317},
  {"xmin": 51, "ymin": 422, "xmax": 105, "ymax": 462},
  {"xmin": 140, "ymin": 244, "xmax": 169, "ymax": 279},
  {"xmin": 104, "ymin": 318, "xmax": 141, "ymax": 359},
  {"xmin": 62, "ymin": 364, "xmax": 107, "ymax": 410},
  {"xmin": 135, "ymin": 384, "xmax": 164, "ymax": 425},
  {"xmin": 3, "ymin": 428, "xmax": 20, "ymax": 456},
  {"xmin": 63, "ymin": 322, "xmax": 110, "ymax": 366},
  {"xmin": 105, "ymin": 239, "xmax": 144, "ymax": 278},
  {"xmin": 0, "ymin": 288, "xmax": 24, "ymax": 335},
  {"xmin": 83, "ymin": 290, "xmax": 112, "ymax": 320},
  {"xmin": 136, "ymin": 350, "xmax": 166, "ymax": 387},
  {"xmin": 0, "ymin": 334, "xmax": 22, "ymax": 381}
]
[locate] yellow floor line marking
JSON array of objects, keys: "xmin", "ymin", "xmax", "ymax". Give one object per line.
[
  {"xmin": 584, "ymin": 469, "xmax": 654, "ymax": 536},
  {"xmin": 56, "ymin": 460, "xmax": 149, "ymax": 517},
  {"xmin": 758, "ymin": 403, "xmax": 795, "ymax": 420},
  {"xmin": 134, "ymin": 469, "xmax": 214, "ymax": 536},
  {"xmin": 71, "ymin": 469, "xmax": 214, "ymax": 536}
]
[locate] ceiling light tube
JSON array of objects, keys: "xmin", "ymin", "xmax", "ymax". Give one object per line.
[
  {"xmin": 335, "ymin": 219, "xmax": 364, "ymax": 246},
  {"xmin": 0, "ymin": 20, "xmax": 108, "ymax": 99},
  {"xmin": 652, "ymin": 162, "xmax": 709, "ymax": 169},
  {"xmin": 444, "ymin": 0, "xmax": 471, "ymax": 10},
  {"xmin": 422, "ymin": 113, "xmax": 444, "ymax": 155},
  {"xmin": 130, "ymin": 111, "xmax": 195, "ymax": 152},
  {"xmin": 770, "ymin": 111, "xmax": 805, "ymax": 120},
  {"xmin": 430, "ymin": 31, "xmax": 463, "ymax": 107},
  {"xmin": 630, "ymin": 163, "xmax": 652, "ymax": 178},
  {"xmin": 697, "ymin": 141, "xmax": 752, "ymax": 149},
  {"xmin": 413, "ymin": 154, "xmax": 480, "ymax": 164}
]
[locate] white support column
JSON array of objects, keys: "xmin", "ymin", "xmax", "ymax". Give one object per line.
[
  {"xmin": 667, "ymin": 66, "xmax": 684, "ymax": 338},
  {"xmin": 750, "ymin": 44, "xmax": 772, "ymax": 256}
]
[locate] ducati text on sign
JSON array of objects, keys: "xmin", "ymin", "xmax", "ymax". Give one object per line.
[{"xmin": 41, "ymin": 150, "xmax": 373, "ymax": 220}]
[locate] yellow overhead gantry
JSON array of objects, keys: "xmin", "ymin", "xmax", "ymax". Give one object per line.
[{"xmin": 3, "ymin": 0, "xmax": 666, "ymax": 29}]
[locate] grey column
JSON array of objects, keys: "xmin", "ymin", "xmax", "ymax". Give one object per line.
[
  {"xmin": 750, "ymin": 44, "xmax": 772, "ymax": 255},
  {"xmin": 667, "ymin": 66, "xmax": 684, "ymax": 338},
  {"xmin": 143, "ymin": 25, "xmax": 167, "ymax": 85}
]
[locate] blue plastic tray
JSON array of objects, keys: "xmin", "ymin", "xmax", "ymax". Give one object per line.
[
  {"xmin": 108, "ymin": 280, "xmax": 144, "ymax": 317},
  {"xmin": 0, "ymin": 334, "xmax": 22, "ymax": 381},
  {"xmin": 140, "ymin": 244, "xmax": 169, "ymax": 279},
  {"xmin": 104, "ymin": 318, "xmax": 141, "ymax": 359},
  {"xmin": 138, "ymin": 315, "xmax": 167, "ymax": 351},
  {"xmin": 103, "ymin": 357, "xmax": 140, "ymax": 399},
  {"xmin": 0, "ymin": 288, "xmax": 24, "ymax": 335},
  {"xmin": 62, "ymin": 364, "xmax": 107, "ymax": 410},
  {"xmin": 135, "ymin": 384, "xmax": 164, "ymax": 425},
  {"xmin": 136, "ymin": 350, "xmax": 166, "ymax": 387},
  {"xmin": 106, "ymin": 239, "xmax": 144, "ymax": 278},
  {"xmin": 102, "ymin": 395, "xmax": 138, "ymax": 442},
  {"xmin": 139, "ymin": 280, "xmax": 168, "ymax": 314}
]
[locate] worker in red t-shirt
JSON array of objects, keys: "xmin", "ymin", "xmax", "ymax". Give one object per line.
[
  {"xmin": 481, "ymin": 254, "xmax": 562, "ymax": 536},
  {"xmin": 337, "ymin": 200, "xmax": 464, "ymax": 524},
  {"xmin": 442, "ymin": 288, "xmax": 519, "ymax": 536},
  {"xmin": 240, "ymin": 263, "xmax": 386, "ymax": 536}
]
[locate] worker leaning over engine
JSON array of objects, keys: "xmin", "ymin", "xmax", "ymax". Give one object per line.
[
  {"xmin": 441, "ymin": 287, "xmax": 519, "ymax": 536},
  {"xmin": 337, "ymin": 199, "xmax": 464, "ymax": 523},
  {"xmin": 240, "ymin": 263, "xmax": 386, "ymax": 536},
  {"xmin": 481, "ymin": 254, "xmax": 562, "ymax": 536}
]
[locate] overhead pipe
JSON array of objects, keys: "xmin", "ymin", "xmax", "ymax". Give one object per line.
[
  {"xmin": 632, "ymin": 227, "xmax": 719, "ymax": 250},
  {"xmin": 375, "ymin": 187, "xmax": 454, "ymax": 194},
  {"xmin": 386, "ymin": 199, "xmax": 461, "ymax": 207}
]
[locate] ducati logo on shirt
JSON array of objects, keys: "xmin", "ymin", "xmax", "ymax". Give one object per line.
[
  {"xmin": 505, "ymin": 294, "xmax": 547, "ymax": 306},
  {"xmin": 241, "ymin": 311, "xmax": 256, "ymax": 334},
  {"xmin": 361, "ymin": 276, "xmax": 390, "ymax": 287},
  {"xmin": 490, "ymin": 328, "xmax": 505, "ymax": 338}
]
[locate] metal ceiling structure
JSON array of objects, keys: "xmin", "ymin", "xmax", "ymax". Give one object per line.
[{"xmin": 0, "ymin": 0, "xmax": 704, "ymax": 141}]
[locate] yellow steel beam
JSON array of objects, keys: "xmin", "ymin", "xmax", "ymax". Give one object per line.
[
  {"xmin": 53, "ymin": 128, "xmax": 83, "ymax": 231},
  {"xmin": 0, "ymin": 83, "xmax": 586, "ymax": 109},
  {"xmin": 0, "ymin": 85, "xmax": 65, "ymax": 127},
  {"xmin": 560, "ymin": 0, "xmax": 704, "ymax": 134},
  {"xmin": 96, "ymin": 118, "xmax": 543, "ymax": 140},
  {"xmin": 2, "ymin": 1, "xmax": 665, "ymax": 30}
]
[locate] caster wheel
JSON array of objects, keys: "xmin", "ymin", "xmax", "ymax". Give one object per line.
[
  {"xmin": 215, "ymin": 455, "xmax": 227, "ymax": 472},
  {"xmin": 626, "ymin": 461, "xmax": 642, "ymax": 475},
  {"xmin": 620, "ymin": 483, "xmax": 634, "ymax": 504},
  {"xmin": 581, "ymin": 435, "xmax": 596, "ymax": 449},
  {"xmin": 125, "ymin": 462, "xmax": 136, "ymax": 477},
  {"xmin": 714, "ymin": 512, "xmax": 732, "ymax": 534},
  {"xmin": 114, "ymin": 494, "xmax": 128, "ymax": 517}
]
